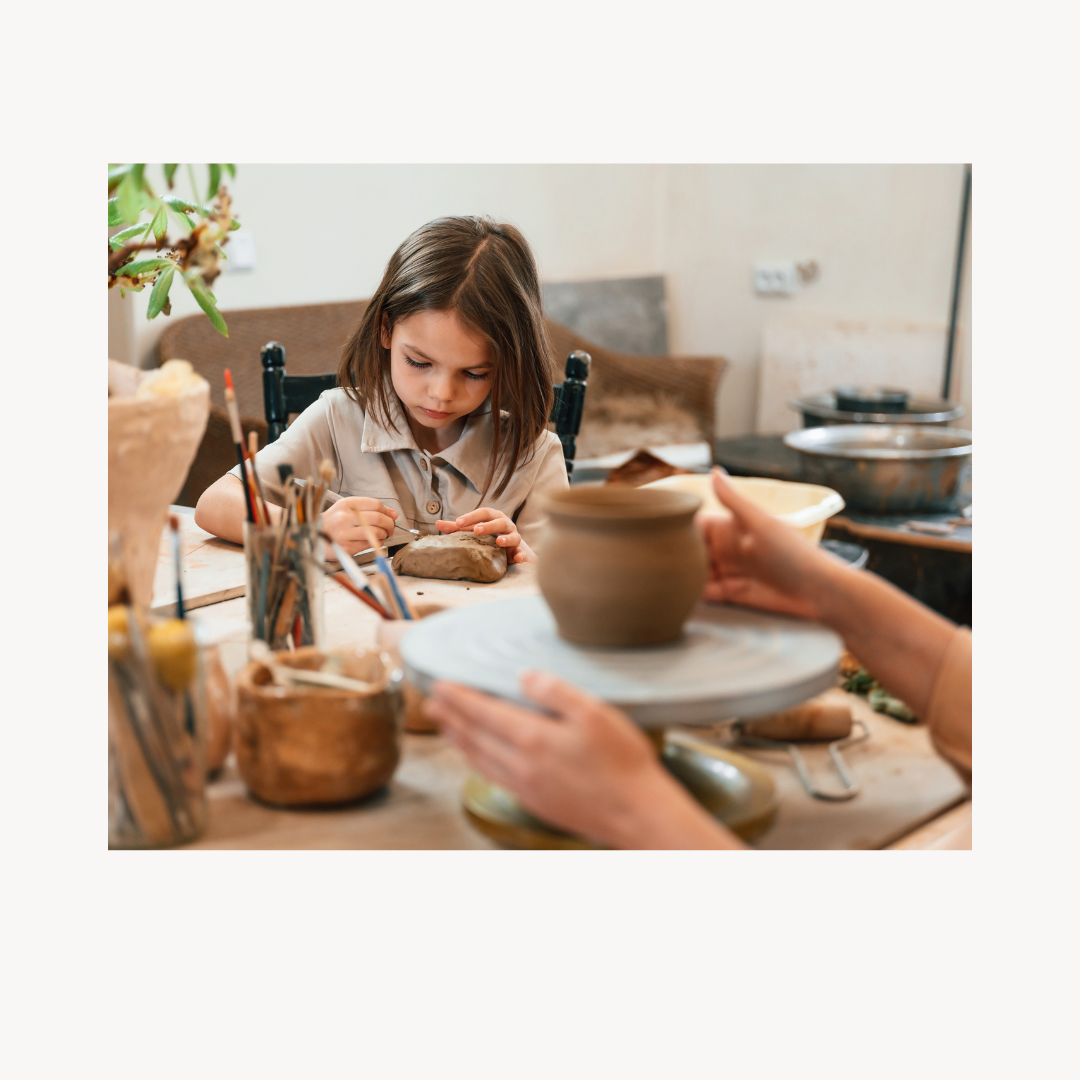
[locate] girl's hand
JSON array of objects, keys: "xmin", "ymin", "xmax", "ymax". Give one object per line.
[
  {"xmin": 436, "ymin": 508, "xmax": 537, "ymax": 564},
  {"xmin": 322, "ymin": 496, "xmax": 398, "ymax": 554}
]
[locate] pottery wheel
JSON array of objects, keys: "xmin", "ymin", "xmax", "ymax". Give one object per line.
[{"xmin": 401, "ymin": 595, "xmax": 842, "ymax": 726}]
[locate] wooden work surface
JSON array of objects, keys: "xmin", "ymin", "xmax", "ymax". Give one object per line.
[
  {"xmin": 684, "ymin": 694, "xmax": 968, "ymax": 850},
  {"xmin": 176, "ymin": 517, "xmax": 969, "ymax": 850},
  {"xmin": 151, "ymin": 507, "xmax": 247, "ymax": 614}
]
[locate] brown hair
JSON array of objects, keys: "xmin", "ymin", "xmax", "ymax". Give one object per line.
[{"xmin": 339, "ymin": 216, "xmax": 554, "ymax": 498}]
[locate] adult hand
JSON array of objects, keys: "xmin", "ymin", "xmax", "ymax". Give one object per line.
[
  {"xmin": 424, "ymin": 672, "xmax": 743, "ymax": 850},
  {"xmin": 697, "ymin": 468, "xmax": 840, "ymax": 620},
  {"xmin": 436, "ymin": 507, "xmax": 537, "ymax": 564},
  {"xmin": 322, "ymin": 496, "xmax": 398, "ymax": 554}
]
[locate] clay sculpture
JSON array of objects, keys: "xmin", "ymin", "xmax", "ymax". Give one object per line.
[{"xmin": 392, "ymin": 532, "xmax": 507, "ymax": 583}]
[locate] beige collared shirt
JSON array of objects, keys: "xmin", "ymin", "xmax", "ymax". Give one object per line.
[{"xmin": 231, "ymin": 388, "xmax": 568, "ymax": 547}]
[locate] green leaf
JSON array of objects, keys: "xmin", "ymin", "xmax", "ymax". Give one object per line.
[
  {"xmin": 130, "ymin": 163, "xmax": 146, "ymax": 189},
  {"xmin": 107, "ymin": 164, "xmax": 132, "ymax": 187},
  {"xmin": 147, "ymin": 264, "xmax": 175, "ymax": 319},
  {"xmin": 224, "ymin": 163, "xmax": 236, "ymax": 178},
  {"xmin": 116, "ymin": 257, "xmax": 174, "ymax": 278},
  {"xmin": 151, "ymin": 204, "xmax": 168, "ymax": 242},
  {"xmin": 116, "ymin": 171, "xmax": 142, "ymax": 225},
  {"xmin": 108, "ymin": 197, "xmax": 122, "ymax": 226},
  {"xmin": 108, "ymin": 223, "xmax": 146, "ymax": 248},
  {"xmin": 162, "ymin": 195, "xmax": 240, "ymax": 230},
  {"xmin": 186, "ymin": 272, "xmax": 229, "ymax": 336},
  {"xmin": 207, "ymin": 163, "xmax": 222, "ymax": 201},
  {"xmin": 167, "ymin": 207, "xmax": 195, "ymax": 233},
  {"xmin": 163, "ymin": 163, "xmax": 178, "ymax": 188}
]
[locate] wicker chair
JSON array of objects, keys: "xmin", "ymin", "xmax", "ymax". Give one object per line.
[{"xmin": 157, "ymin": 300, "xmax": 726, "ymax": 505}]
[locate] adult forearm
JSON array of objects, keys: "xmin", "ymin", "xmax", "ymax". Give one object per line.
[
  {"xmin": 808, "ymin": 559, "xmax": 956, "ymax": 718},
  {"xmin": 603, "ymin": 771, "xmax": 747, "ymax": 850}
]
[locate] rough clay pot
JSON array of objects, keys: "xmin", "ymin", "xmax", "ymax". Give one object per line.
[
  {"xmin": 108, "ymin": 372, "xmax": 210, "ymax": 607},
  {"xmin": 235, "ymin": 647, "xmax": 403, "ymax": 806},
  {"xmin": 537, "ymin": 487, "xmax": 708, "ymax": 647}
]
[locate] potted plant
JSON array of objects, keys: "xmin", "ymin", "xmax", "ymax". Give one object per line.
[{"xmin": 107, "ymin": 164, "xmax": 241, "ymax": 605}]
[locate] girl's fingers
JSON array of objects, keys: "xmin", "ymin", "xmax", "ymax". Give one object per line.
[
  {"xmin": 454, "ymin": 507, "xmax": 498, "ymax": 527},
  {"xmin": 472, "ymin": 517, "xmax": 512, "ymax": 536},
  {"xmin": 356, "ymin": 512, "xmax": 396, "ymax": 537}
]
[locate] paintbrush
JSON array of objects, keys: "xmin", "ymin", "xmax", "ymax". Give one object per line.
[
  {"xmin": 353, "ymin": 512, "xmax": 414, "ymax": 620},
  {"xmin": 327, "ymin": 570, "xmax": 392, "ymax": 619},
  {"xmin": 223, "ymin": 369, "xmax": 256, "ymax": 524},
  {"xmin": 323, "ymin": 532, "xmax": 395, "ymax": 616},
  {"xmin": 168, "ymin": 513, "xmax": 185, "ymax": 619},
  {"xmin": 247, "ymin": 430, "xmax": 270, "ymax": 523}
]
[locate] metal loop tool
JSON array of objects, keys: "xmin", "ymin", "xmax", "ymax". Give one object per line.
[{"xmin": 733, "ymin": 719, "xmax": 870, "ymax": 801}]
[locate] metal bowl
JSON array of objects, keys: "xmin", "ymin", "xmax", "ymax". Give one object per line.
[
  {"xmin": 834, "ymin": 386, "xmax": 909, "ymax": 412},
  {"xmin": 790, "ymin": 393, "xmax": 965, "ymax": 427},
  {"xmin": 783, "ymin": 425, "xmax": 972, "ymax": 513}
]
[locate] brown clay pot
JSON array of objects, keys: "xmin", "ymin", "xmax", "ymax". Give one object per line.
[
  {"xmin": 235, "ymin": 647, "xmax": 403, "ymax": 806},
  {"xmin": 376, "ymin": 604, "xmax": 446, "ymax": 733},
  {"xmin": 537, "ymin": 487, "xmax": 707, "ymax": 647}
]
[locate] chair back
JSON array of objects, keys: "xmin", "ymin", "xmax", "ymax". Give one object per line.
[
  {"xmin": 262, "ymin": 342, "xmax": 339, "ymax": 442},
  {"xmin": 550, "ymin": 351, "xmax": 591, "ymax": 475}
]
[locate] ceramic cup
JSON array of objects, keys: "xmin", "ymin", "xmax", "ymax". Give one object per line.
[{"xmin": 537, "ymin": 487, "xmax": 707, "ymax": 647}]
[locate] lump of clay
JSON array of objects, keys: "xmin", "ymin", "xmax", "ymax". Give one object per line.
[{"xmin": 392, "ymin": 532, "xmax": 507, "ymax": 583}]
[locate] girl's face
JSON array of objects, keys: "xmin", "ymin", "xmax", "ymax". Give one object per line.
[{"xmin": 383, "ymin": 310, "xmax": 494, "ymax": 437}]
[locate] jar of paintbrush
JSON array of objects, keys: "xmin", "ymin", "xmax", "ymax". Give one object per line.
[
  {"xmin": 238, "ymin": 442, "xmax": 327, "ymax": 653},
  {"xmin": 108, "ymin": 529, "xmax": 209, "ymax": 849}
]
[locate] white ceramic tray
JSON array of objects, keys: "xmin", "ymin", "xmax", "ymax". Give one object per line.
[{"xmin": 401, "ymin": 595, "xmax": 842, "ymax": 727}]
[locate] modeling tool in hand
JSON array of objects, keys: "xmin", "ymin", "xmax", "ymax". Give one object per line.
[{"xmin": 223, "ymin": 369, "xmax": 256, "ymax": 524}]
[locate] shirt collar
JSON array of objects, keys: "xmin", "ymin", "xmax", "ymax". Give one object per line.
[{"xmin": 361, "ymin": 390, "xmax": 496, "ymax": 492}]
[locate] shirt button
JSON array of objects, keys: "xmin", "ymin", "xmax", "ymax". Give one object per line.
[
  {"xmin": 426, "ymin": 500, "xmax": 441, "ymax": 515},
  {"xmin": 420, "ymin": 459, "xmax": 428, "ymax": 471}
]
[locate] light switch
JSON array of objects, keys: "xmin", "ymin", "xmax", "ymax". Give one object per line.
[{"xmin": 225, "ymin": 232, "xmax": 257, "ymax": 272}]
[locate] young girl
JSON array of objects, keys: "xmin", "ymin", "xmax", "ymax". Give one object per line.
[{"xmin": 194, "ymin": 216, "xmax": 569, "ymax": 562}]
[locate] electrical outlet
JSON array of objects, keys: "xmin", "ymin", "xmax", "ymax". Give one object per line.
[{"xmin": 753, "ymin": 262, "xmax": 799, "ymax": 296}]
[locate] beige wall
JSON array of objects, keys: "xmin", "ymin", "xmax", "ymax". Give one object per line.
[{"xmin": 112, "ymin": 164, "xmax": 969, "ymax": 435}]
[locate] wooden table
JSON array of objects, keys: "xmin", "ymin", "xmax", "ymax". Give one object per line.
[{"xmin": 163, "ymin": 508, "xmax": 970, "ymax": 850}]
